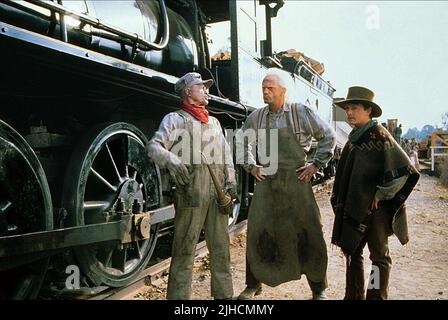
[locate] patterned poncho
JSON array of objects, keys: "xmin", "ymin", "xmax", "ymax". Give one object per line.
[{"xmin": 331, "ymin": 123, "xmax": 420, "ymax": 255}]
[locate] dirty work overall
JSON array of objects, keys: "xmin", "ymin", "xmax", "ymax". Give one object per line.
[
  {"xmin": 166, "ymin": 111, "xmax": 233, "ymax": 300},
  {"xmin": 247, "ymin": 108, "xmax": 327, "ymax": 288}
]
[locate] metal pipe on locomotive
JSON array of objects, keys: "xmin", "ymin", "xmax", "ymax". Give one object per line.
[{"xmin": 0, "ymin": 0, "xmax": 339, "ymax": 299}]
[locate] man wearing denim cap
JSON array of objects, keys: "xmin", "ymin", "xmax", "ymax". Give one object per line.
[
  {"xmin": 174, "ymin": 72, "xmax": 214, "ymax": 96},
  {"xmin": 147, "ymin": 72, "xmax": 236, "ymax": 299}
]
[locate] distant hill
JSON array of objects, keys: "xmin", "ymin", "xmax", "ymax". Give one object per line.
[{"xmin": 402, "ymin": 125, "xmax": 436, "ymax": 141}]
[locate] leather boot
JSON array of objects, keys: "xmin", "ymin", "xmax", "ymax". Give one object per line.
[
  {"xmin": 237, "ymin": 286, "xmax": 262, "ymax": 300},
  {"xmin": 312, "ymin": 290, "xmax": 328, "ymax": 300},
  {"xmin": 308, "ymin": 277, "xmax": 328, "ymax": 300}
]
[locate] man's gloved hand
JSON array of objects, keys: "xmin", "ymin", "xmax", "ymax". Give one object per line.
[
  {"xmin": 225, "ymin": 183, "xmax": 238, "ymax": 201},
  {"xmin": 167, "ymin": 157, "xmax": 190, "ymax": 186}
]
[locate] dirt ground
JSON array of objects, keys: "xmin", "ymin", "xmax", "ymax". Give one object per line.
[{"xmin": 133, "ymin": 173, "xmax": 448, "ymax": 300}]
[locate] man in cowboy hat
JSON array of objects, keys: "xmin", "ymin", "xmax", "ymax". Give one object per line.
[
  {"xmin": 147, "ymin": 72, "xmax": 236, "ymax": 299},
  {"xmin": 331, "ymin": 86, "xmax": 420, "ymax": 299}
]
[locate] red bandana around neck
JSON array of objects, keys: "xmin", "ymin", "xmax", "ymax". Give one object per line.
[{"xmin": 180, "ymin": 102, "xmax": 209, "ymax": 124}]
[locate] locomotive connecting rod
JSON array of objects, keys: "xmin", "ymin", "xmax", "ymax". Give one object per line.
[{"xmin": 0, "ymin": 205, "xmax": 175, "ymax": 269}]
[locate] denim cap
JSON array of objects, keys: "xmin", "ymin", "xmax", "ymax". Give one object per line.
[{"xmin": 174, "ymin": 72, "xmax": 214, "ymax": 94}]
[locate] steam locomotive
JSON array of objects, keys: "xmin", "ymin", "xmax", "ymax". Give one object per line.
[{"xmin": 0, "ymin": 0, "xmax": 340, "ymax": 299}]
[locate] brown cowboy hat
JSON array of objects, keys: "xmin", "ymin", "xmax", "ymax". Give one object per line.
[{"xmin": 334, "ymin": 86, "xmax": 382, "ymax": 118}]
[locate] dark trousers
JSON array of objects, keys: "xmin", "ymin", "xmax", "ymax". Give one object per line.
[
  {"xmin": 245, "ymin": 259, "xmax": 327, "ymax": 293},
  {"xmin": 344, "ymin": 207, "xmax": 393, "ymax": 300}
]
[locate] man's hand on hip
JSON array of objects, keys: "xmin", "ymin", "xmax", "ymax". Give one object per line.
[
  {"xmin": 251, "ymin": 165, "xmax": 266, "ymax": 182},
  {"xmin": 370, "ymin": 197, "xmax": 380, "ymax": 210},
  {"xmin": 296, "ymin": 164, "xmax": 318, "ymax": 184}
]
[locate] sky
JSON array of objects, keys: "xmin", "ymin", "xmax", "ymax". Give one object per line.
[{"xmin": 270, "ymin": 1, "xmax": 448, "ymax": 132}]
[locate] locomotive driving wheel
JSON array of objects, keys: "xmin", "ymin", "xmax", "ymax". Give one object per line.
[
  {"xmin": 62, "ymin": 123, "xmax": 161, "ymax": 287},
  {"xmin": 0, "ymin": 120, "xmax": 53, "ymax": 299}
]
